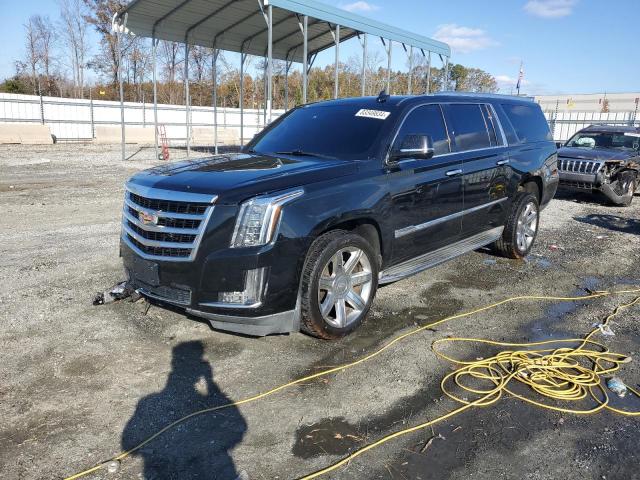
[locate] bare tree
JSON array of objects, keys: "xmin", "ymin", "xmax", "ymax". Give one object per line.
[
  {"xmin": 83, "ymin": 0, "xmax": 126, "ymax": 85},
  {"xmin": 159, "ymin": 41, "xmax": 183, "ymax": 104},
  {"xmin": 32, "ymin": 16, "xmax": 56, "ymax": 94},
  {"xmin": 58, "ymin": 0, "xmax": 90, "ymax": 97},
  {"xmin": 23, "ymin": 17, "xmax": 41, "ymax": 94},
  {"xmin": 365, "ymin": 49, "xmax": 384, "ymax": 96},
  {"xmin": 189, "ymin": 46, "xmax": 211, "ymax": 83},
  {"xmin": 189, "ymin": 45, "xmax": 211, "ymax": 105},
  {"xmin": 127, "ymin": 38, "xmax": 150, "ymax": 101}
]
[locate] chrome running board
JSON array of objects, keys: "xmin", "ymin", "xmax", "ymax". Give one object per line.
[{"xmin": 379, "ymin": 226, "xmax": 504, "ymax": 284}]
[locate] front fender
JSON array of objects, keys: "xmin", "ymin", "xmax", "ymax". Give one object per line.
[{"xmin": 277, "ymin": 169, "xmax": 391, "ymax": 274}]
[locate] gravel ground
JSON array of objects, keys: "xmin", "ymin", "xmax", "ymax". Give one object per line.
[{"xmin": 0, "ymin": 144, "xmax": 639, "ymax": 480}]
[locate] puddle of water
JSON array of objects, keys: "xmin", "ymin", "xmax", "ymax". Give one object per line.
[
  {"xmin": 292, "ymin": 417, "xmax": 363, "ymax": 458},
  {"xmin": 526, "ymin": 277, "xmax": 604, "ymax": 342},
  {"xmin": 606, "ymin": 387, "xmax": 640, "ymax": 411},
  {"xmin": 535, "ymin": 258, "xmax": 552, "ymax": 268},
  {"xmin": 526, "ymin": 254, "xmax": 553, "ymax": 269}
]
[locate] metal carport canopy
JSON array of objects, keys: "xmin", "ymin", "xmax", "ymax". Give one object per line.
[
  {"xmin": 113, "ymin": 0, "xmax": 450, "ymax": 163},
  {"xmin": 116, "ymin": 0, "xmax": 451, "ymax": 62}
]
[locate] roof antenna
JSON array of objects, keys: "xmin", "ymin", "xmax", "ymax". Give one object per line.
[{"xmin": 377, "ymin": 89, "xmax": 390, "ymax": 103}]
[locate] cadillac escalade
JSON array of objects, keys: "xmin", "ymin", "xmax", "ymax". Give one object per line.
[{"xmin": 121, "ymin": 93, "xmax": 558, "ymax": 339}]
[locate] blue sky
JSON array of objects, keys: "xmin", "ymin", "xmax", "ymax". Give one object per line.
[{"xmin": 1, "ymin": 0, "xmax": 638, "ymax": 95}]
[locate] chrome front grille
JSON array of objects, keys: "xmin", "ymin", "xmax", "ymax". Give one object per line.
[
  {"xmin": 557, "ymin": 158, "xmax": 603, "ymax": 174},
  {"xmin": 121, "ymin": 184, "xmax": 217, "ymax": 262}
]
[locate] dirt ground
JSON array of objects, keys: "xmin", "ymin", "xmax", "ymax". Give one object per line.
[{"xmin": 1, "ymin": 144, "xmax": 639, "ymax": 480}]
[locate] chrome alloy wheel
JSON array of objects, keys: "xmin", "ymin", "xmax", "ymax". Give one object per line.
[
  {"xmin": 516, "ymin": 201, "xmax": 538, "ymax": 252},
  {"xmin": 317, "ymin": 247, "xmax": 373, "ymax": 328}
]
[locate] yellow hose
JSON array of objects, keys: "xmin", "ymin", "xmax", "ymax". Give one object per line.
[
  {"xmin": 63, "ymin": 288, "xmax": 640, "ymax": 480},
  {"xmin": 299, "ymin": 293, "xmax": 640, "ymax": 479}
]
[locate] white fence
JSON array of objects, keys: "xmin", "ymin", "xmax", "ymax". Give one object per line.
[
  {"xmin": 543, "ymin": 110, "xmax": 639, "ymax": 141},
  {"xmin": 1, "ymin": 92, "xmax": 638, "ymax": 144},
  {"xmin": 0, "ymin": 93, "xmax": 284, "ymax": 144}
]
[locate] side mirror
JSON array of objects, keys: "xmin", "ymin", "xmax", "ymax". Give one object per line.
[
  {"xmin": 390, "ymin": 134, "xmax": 435, "ymax": 162},
  {"xmin": 555, "ymin": 141, "xmax": 564, "ymax": 149}
]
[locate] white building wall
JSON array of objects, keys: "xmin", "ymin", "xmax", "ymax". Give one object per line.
[{"xmin": 536, "ymin": 92, "xmax": 640, "ymax": 113}]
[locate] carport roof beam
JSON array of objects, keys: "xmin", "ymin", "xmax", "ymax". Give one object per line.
[{"xmin": 116, "ymin": 0, "xmax": 450, "ymax": 63}]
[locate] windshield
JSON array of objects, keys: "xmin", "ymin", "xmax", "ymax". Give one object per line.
[
  {"xmin": 246, "ymin": 104, "xmax": 392, "ymax": 160},
  {"xmin": 565, "ymin": 132, "xmax": 640, "ymax": 152}
]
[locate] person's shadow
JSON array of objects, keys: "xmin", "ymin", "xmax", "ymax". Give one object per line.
[{"xmin": 122, "ymin": 341, "xmax": 247, "ymax": 479}]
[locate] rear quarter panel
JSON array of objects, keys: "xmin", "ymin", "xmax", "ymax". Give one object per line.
[{"xmin": 492, "ymin": 101, "xmax": 558, "ymax": 208}]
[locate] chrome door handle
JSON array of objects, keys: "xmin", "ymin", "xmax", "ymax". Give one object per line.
[
  {"xmin": 445, "ymin": 169, "xmax": 463, "ymax": 177},
  {"xmin": 496, "ymin": 159, "xmax": 510, "ymax": 166}
]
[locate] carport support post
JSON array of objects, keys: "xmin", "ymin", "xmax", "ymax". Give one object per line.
[
  {"xmin": 426, "ymin": 50, "xmax": 431, "ymax": 93},
  {"xmin": 117, "ymin": 25, "xmax": 125, "ymax": 162},
  {"xmin": 360, "ymin": 33, "xmax": 367, "ymax": 96},
  {"xmin": 263, "ymin": 60, "xmax": 268, "ymax": 127},
  {"xmin": 89, "ymin": 89, "xmax": 95, "ymax": 139},
  {"xmin": 333, "ymin": 24, "xmax": 340, "ymax": 99},
  {"xmin": 267, "ymin": 3, "xmax": 273, "ymax": 122},
  {"xmin": 152, "ymin": 37, "xmax": 158, "ymax": 160},
  {"xmin": 240, "ymin": 52, "xmax": 246, "ymax": 146},
  {"xmin": 184, "ymin": 40, "xmax": 190, "ymax": 158},
  {"xmin": 212, "ymin": 47, "xmax": 219, "ymax": 155},
  {"xmin": 407, "ymin": 45, "xmax": 413, "ymax": 95},
  {"xmin": 302, "ymin": 15, "xmax": 308, "ymax": 103},
  {"xmin": 382, "ymin": 38, "xmax": 392, "ymax": 93},
  {"xmin": 443, "ymin": 56, "xmax": 449, "ymax": 91},
  {"xmin": 284, "ymin": 57, "xmax": 292, "ymax": 110}
]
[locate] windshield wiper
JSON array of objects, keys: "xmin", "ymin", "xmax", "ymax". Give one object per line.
[{"xmin": 274, "ymin": 150, "xmax": 336, "ymax": 159}]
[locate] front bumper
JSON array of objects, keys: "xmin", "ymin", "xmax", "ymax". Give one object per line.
[
  {"xmin": 558, "ymin": 172, "xmax": 598, "ymax": 190},
  {"xmin": 121, "ymin": 240, "xmax": 303, "ymax": 335}
]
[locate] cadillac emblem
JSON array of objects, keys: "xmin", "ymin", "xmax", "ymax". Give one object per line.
[{"xmin": 139, "ymin": 211, "xmax": 159, "ymax": 225}]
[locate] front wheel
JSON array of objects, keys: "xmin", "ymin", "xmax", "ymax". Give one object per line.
[
  {"xmin": 494, "ymin": 192, "xmax": 540, "ymax": 259},
  {"xmin": 300, "ymin": 230, "xmax": 379, "ymax": 339},
  {"xmin": 613, "ymin": 171, "xmax": 637, "ymax": 207}
]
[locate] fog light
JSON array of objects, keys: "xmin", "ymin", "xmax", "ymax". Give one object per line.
[{"xmin": 217, "ymin": 268, "xmax": 267, "ymax": 307}]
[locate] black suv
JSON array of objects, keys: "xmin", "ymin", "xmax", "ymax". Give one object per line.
[
  {"xmin": 557, "ymin": 125, "xmax": 639, "ymax": 206},
  {"xmin": 121, "ymin": 93, "xmax": 558, "ymax": 339}
]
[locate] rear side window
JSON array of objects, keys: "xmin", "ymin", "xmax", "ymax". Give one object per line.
[
  {"xmin": 482, "ymin": 105, "xmax": 503, "ymax": 146},
  {"xmin": 501, "ymin": 103, "xmax": 552, "ymax": 143},
  {"xmin": 447, "ymin": 104, "xmax": 492, "ymax": 151},
  {"xmin": 394, "ymin": 104, "xmax": 450, "ymax": 156}
]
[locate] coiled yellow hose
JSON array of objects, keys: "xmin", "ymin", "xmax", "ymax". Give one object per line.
[
  {"xmin": 63, "ymin": 288, "xmax": 640, "ymax": 480},
  {"xmin": 299, "ymin": 293, "xmax": 640, "ymax": 479}
]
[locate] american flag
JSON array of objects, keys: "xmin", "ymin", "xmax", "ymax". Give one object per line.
[{"xmin": 516, "ymin": 63, "xmax": 524, "ymax": 92}]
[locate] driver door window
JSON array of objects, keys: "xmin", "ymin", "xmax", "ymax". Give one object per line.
[{"xmin": 394, "ymin": 104, "xmax": 450, "ymax": 156}]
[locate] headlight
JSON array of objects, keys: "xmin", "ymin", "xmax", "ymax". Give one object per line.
[{"xmin": 230, "ymin": 188, "xmax": 304, "ymax": 248}]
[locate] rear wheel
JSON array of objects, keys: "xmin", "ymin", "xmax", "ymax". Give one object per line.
[
  {"xmin": 494, "ymin": 192, "xmax": 540, "ymax": 259},
  {"xmin": 300, "ymin": 230, "xmax": 379, "ymax": 339}
]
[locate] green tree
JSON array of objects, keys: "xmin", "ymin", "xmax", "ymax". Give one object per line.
[{"xmin": 0, "ymin": 76, "xmax": 31, "ymax": 94}]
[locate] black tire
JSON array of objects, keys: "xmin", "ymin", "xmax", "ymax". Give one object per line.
[
  {"xmin": 300, "ymin": 230, "xmax": 379, "ymax": 339},
  {"xmin": 612, "ymin": 171, "xmax": 637, "ymax": 207},
  {"xmin": 494, "ymin": 192, "xmax": 540, "ymax": 259}
]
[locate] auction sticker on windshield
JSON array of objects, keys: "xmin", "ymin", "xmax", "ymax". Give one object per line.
[{"xmin": 355, "ymin": 109, "xmax": 391, "ymax": 120}]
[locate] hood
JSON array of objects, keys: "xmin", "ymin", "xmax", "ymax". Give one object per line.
[
  {"xmin": 557, "ymin": 146, "xmax": 636, "ymax": 162},
  {"xmin": 127, "ymin": 152, "xmax": 359, "ymax": 204}
]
